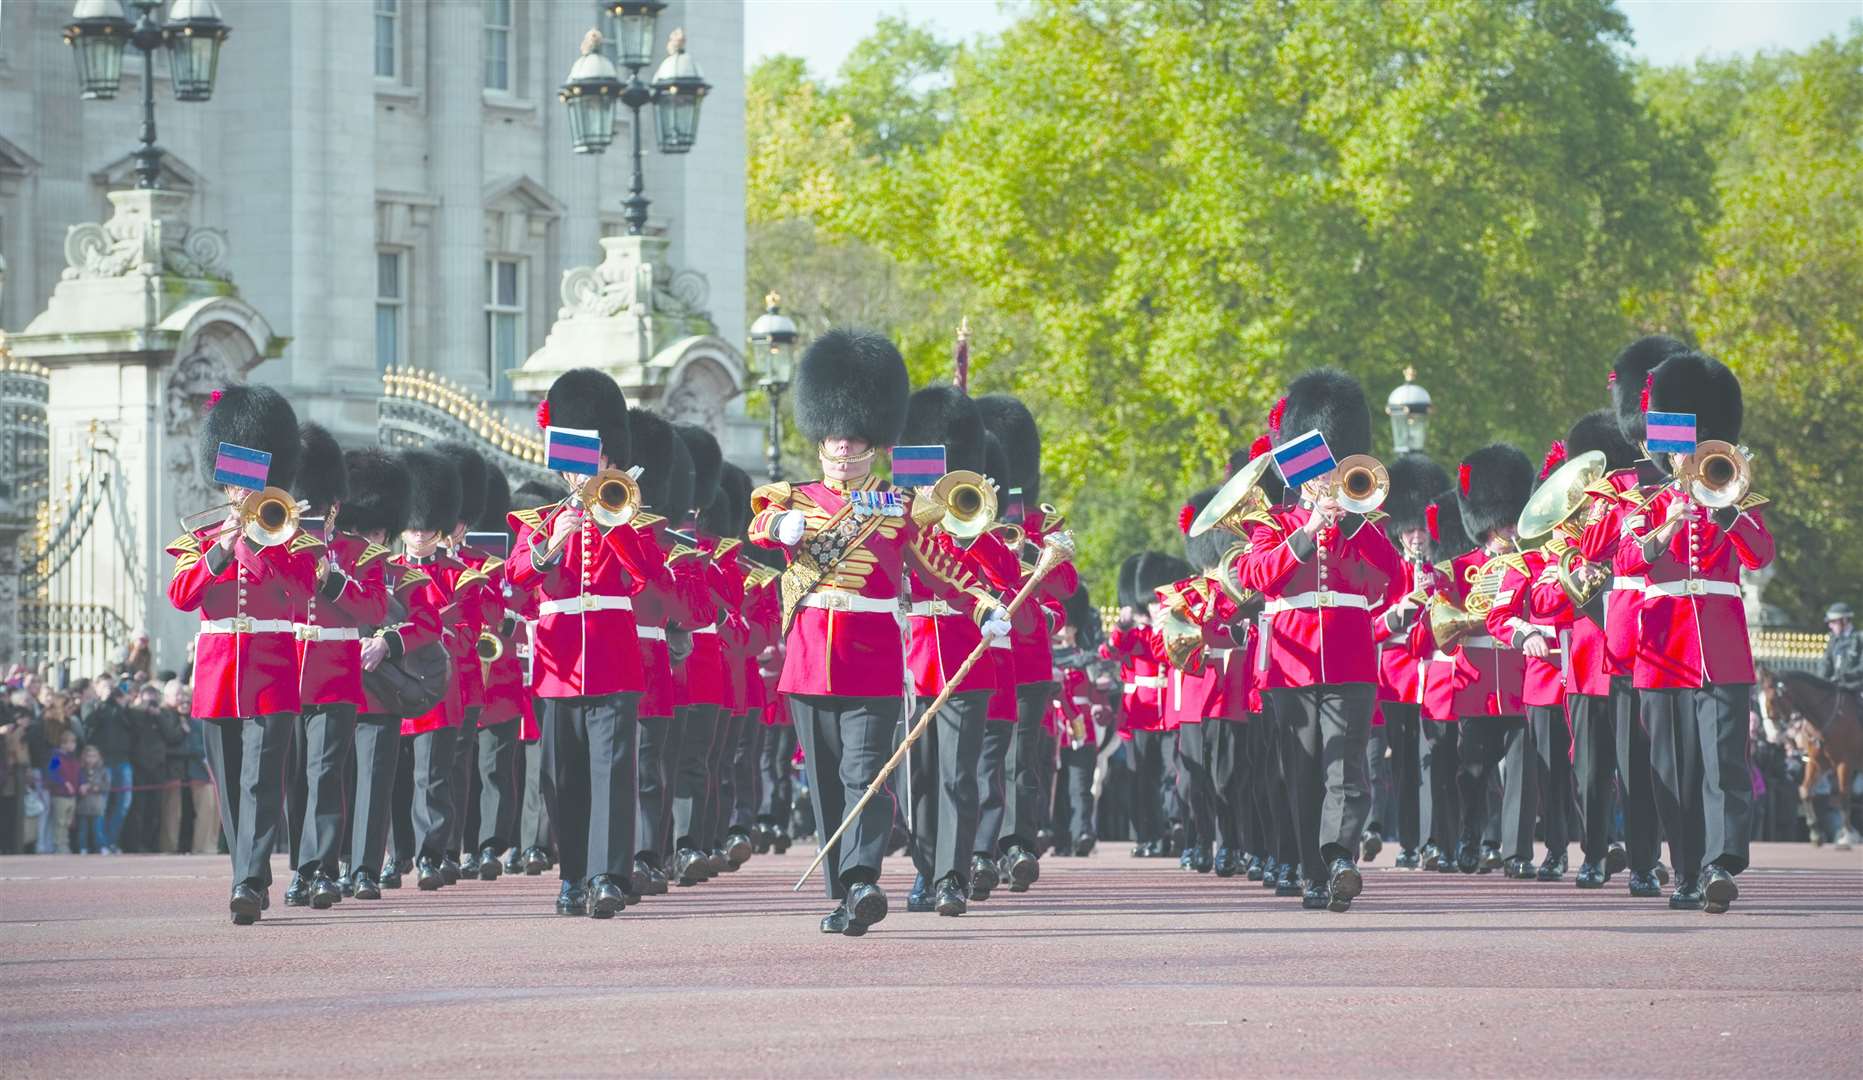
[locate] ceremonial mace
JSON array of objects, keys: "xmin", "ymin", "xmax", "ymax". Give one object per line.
[{"xmin": 793, "ymin": 529, "xmax": 1078, "ymax": 891}]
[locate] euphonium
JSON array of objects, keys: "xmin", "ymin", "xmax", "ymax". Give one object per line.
[
  {"xmin": 476, "ymin": 632, "xmax": 504, "ymax": 663},
  {"xmin": 910, "ymin": 469, "xmax": 997, "ymax": 540},
  {"xmin": 1188, "ymin": 452, "xmax": 1275, "ymax": 538},
  {"xmin": 1678, "ymin": 440, "xmax": 1751, "ymax": 509},
  {"xmin": 1159, "ymin": 608, "xmax": 1207, "ymax": 673},
  {"xmin": 1332, "ymin": 454, "xmax": 1389, "ymax": 515},
  {"xmin": 182, "ymin": 486, "xmax": 302, "ymax": 549}
]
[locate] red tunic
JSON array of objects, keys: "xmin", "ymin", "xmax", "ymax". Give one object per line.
[
  {"xmin": 905, "ymin": 531, "xmax": 998, "ymax": 698},
  {"xmin": 167, "ymin": 529, "xmax": 320, "ymax": 720},
  {"xmin": 671, "ymin": 549, "xmax": 726, "ymax": 708},
  {"xmin": 1619, "ymin": 489, "xmax": 1773, "ymax": 689},
  {"xmin": 397, "ymin": 552, "xmax": 479, "ymax": 736},
  {"xmin": 1486, "ymin": 548, "xmax": 1569, "ymax": 708},
  {"xmin": 472, "ymin": 553, "xmax": 533, "ymax": 731},
  {"xmin": 1442, "ymin": 546, "xmax": 1530, "ymax": 717},
  {"xmin": 748, "ymin": 476, "xmax": 998, "ymax": 700},
  {"xmin": 1373, "ymin": 559, "xmax": 1428, "ymax": 704},
  {"xmin": 1581, "ymin": 466, "xmax": 1655, "ymax": 675},
  {"xmin": 711, "ymin": 541, "xmax": 752, "ymax": 714},
  {"xmin": 1101, "ymin": 626, "xmax": 1164, "ymax": 731},
  {"xmin": 448, "ymin": 543, "xmax": 503, "ymax": 710},
  {"xmin": 630, "ymin": 517, "xmax": 691, "ymax": 720},
  {"xmin": 361, "ymin": 562, "xmax": 446, "ymax": 718},
  {"xmin": 296, "ymin": 533, "xmax": 390, "ymax": 708},
  {"xmin": 1237, "ymin": 508, "xmax": 1404, "ymax": 689},
  {"xmin": 1405, "ymin": 562, "xmax": 1463, "ymax": 722},
  {"xmin": 507, "ymin": 501, "xmax": 669, "ymax": 699}
]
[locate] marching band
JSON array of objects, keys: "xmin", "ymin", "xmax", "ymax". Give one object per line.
[{"xmin": 167, "ymin": 329, "xmax": 1772, "ymax": 929}]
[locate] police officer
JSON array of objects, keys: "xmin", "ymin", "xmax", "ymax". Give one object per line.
[{"xmin": 1822, "ymin": 603, "xmax": 1863, "ymax": 695}]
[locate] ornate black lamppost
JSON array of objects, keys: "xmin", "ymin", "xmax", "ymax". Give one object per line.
[
  {"xmin": 64, "ymin": 0, "xmax": 231, "ymax": 190},
  {"xmin": 1387, "ymin": 366, "xmax": 1434, "ymax": 454},
  {"xmin": 748, "ymin": 294, "xmax": 800, "ymax": 482}
]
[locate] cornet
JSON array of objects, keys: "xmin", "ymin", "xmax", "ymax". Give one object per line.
[
  {"xmin": 1676, "ymin": 440, "xmax": 1751, "ymax": 509},
  {"xmin": 1331, "ymin": 455, "xmax": 1389, "ymax": 515},
  {"xmin": 181, "ymin": 486, "xmax": 303, "ymax": 549},
  {"xmin": 910, "ymin": 469, "xmax": 997, "ymax": 541}
]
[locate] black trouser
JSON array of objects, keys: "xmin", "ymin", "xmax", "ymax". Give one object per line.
[
  {"xmin": 409, "ymin": 726, "xmax": 459, "ymax": 863},
  {"xmin": 1128, "ymin": 729, "xmax": 1168, "ymax": 846},
  {"xmin": 1244, "ymin": 701, "xmax": 1285, "ymax": 858},
  {"xmin": 1459, "ymin": 715, "xmax": 1534, "ymax": 859},
  {"xmin": 634, "ymin": 713, "xmax": 675, "ymax": 862},
  {"xmin": 1364, "ymin": 719, "xmax": 1393, "ymax": 839},
  {"xmin": 700, "ymin": 705, "xmax": 733, "ymax": 850},
  {"xmin": 1174, "ymin": 721, "xmax": 1217, "ymax": 849},
  {"xmin": 1612, "ymin": 677, "xmax": 1660, "ymax": 871},
  {"xmin": 727, "ymin": 712, "xmax": 760, "ymax": 833},
  {"xmin": 791, "ymin": 693, "xmax": 903, "ymax": 899},
  {"xmin": 541, "ymin": 693, "xmax": 641, "ymax": 886},
  {"xmin": 347, "ymin": 714, "xmax": 399, "ymax": 876},
  {"xmin": 905, "ymin": 690, "xmax": 988, "ymax": 886},
  {"xmin": 1419, "ymin": 720, "xmax": 1461, "ymax": 849},
  {"xmin": 1268, "ymin": 683, "xmax": 1375, "ymax": 883},
  {"xmin": 475, "ymin": 720, "xmax": 520, "ymax": 853},
  {"xmin": 1643, "ymin": 683, "xmax": 1752, "ymax": 879},
  {"xmin": 1573, "ymin": 691, "xmax": 1627, "ymax": 866},
  {"xmin": 1205, "ymin": 719, "xmax": 1246, "ymax": 852},
  {"xmin": 203, "ymin": 714, "xmax": 294, "ymax": 892},
  {"xmin": 1001, "ymin": 683, "xmax": 1056, "ymax": 853},
  {"xmin": 1161, "ymin": 730, "xmax": 1184, "ymax": 832},
  {"xmin": 1529, "ymin": 704, "xmax": 1571, "ymax": 858},
  {"xmin": 519, "ymin": 738, "xmax": 552, "ymax": 853},
  {"xmin": 288, "ymin": 703, "xmax": 357, "ymax": 878},
  {"xmin": 672, "ymin": 703, "xmax": 721, "ymax": 851},
  {"xmin": 1382, "ymin": 702, "xmax": 1422, "ymax": 852},
  {"xmin": 975, "ymin": 720, "xmax": 1013, "ymax": 854},
  {"xmin": 445, "ymin": 706, "xmax": 480, "ymax": 858},
  {"xmin": 1055, "ymin": 741, "xmax": 1097, "ymax": 843},
  {"xmin": 757, "ymin": 723, "xmax": 797, "ymax": 827}
]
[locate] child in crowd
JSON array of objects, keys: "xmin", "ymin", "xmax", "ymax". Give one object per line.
[
  {"xmin": 48, "ymin": 731, "xmax": 81, "ymax": 854},
  {"xmin": 76, "ymin": 744, "xmax": 109, "ymax": 854}
]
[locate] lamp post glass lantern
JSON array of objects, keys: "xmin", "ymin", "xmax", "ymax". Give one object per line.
[
  {"xmin": 1386, "ymin": 366, "xmax": 1433, "ymax": 454},
  {"xmin": 651, "ymin": 29, "xmax": 709, "ymax": 154},
  {"xmin": 603, "ymin": 0, "xmax": 665, "ymax": 70},
  {"xmin": 749, "ymin": 293, "xmax": 800, "ymax": 482},
  {"xmin": 63, "ymin": 0, "xmax": 231, "ymax": 187}
]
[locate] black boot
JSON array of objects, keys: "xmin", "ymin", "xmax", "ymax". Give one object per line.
[
  {"xmin": 906, "ymin": 874, "xmax": 935, "ymax": 913},
  {"xmin": 1574, "ymin": 862, "xmax": 1606, "ymax": 889},
  {"xmin": 1213, "ymin": 848, "xmax": 1239, "ymax": 877},
  {"xmin": 844, "ymin": 882, "xmax": 888, "ymax": 937},
  {"xmin": 1301, "ymin": 880, "xmax": 1330, "ymax": 910},
  {"xmin": 969, "ymin": 854, "xmax": 999, "ymax": 901},
  {"xmin": 820, "ymin": 902, "xmax": 849, "ymax": 934},
  {"xmin": 934, "ymin": 876, "xmax": 968, "ymax": 917},
  {"xmin": 1274, "ymin": 861, "xmax": 1302, "ymax": 897},
  {"xmin": 1326, "ymin": 857, "xmax": 1362, "ymax": 913},
  {"xmin": 230, "ymin": 882, "xmax": 264, "ymax": 926},
  {"xmin": 439, "ymin": 856, "xmax": 461, "ymax": 885},
  {"xmin": 555, "ymin": 880, "xmax": 588, "ymax": 916},
  {"xmin": 351, "ymin": 869, "xmax": 382, "ymax": 900},
  {"xmin": 1604, "ymin": 841, "xmax": 1629, "ymax": 877},
  {"xmin": 416, "ymin": 855, "xmax": 444, "ymax": 891},
  {"xmin": 588, "ymin": 875, "xmax": 625, "ymax": 919},
  {"xmin": 503, "ymin": 848, "xmax": 523, "ymax": 875},
  {"xmin": 1668, "ymin": 877, "xmax": 1704, "ymax": 910},
  {"xmin": 284, "ymin": 872, "xmax": 311, "ymax": 908},
  {"xmin": 523, "ymin": 847, "xmax": 549, "ymax": 875},
  {"xmin": 309, "ymin": 874, "xmax": 342, "ymax": 910},
  {"xmin": 1701, "ymin": 866, "xmax": 1738, "ymax": 915},
  {"xmin": 1394, "ymin": 848, "xmax": 1420, "ymax": 870},
  {"xmin": 1002, "ymin": 846, "xmax": 1040, "ymax": 892},
  {"xmin": 1360, "ymin": 830, "xmax": 1384, "ymax": 863},
  {"xmin": 478, "ymin": 846, "xmax": 502, "ymax": 881},
  {"xmin": 1535, "ymin": 852, "xmax": 1567, "ymax": 882}
]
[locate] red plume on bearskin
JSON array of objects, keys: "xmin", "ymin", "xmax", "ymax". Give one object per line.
[
  {"xmin": 1426, "ymin": 502, "xmax": 1440, "ymax": 542},
  {"xmin": 1267, "ymin": 397, "xmax": 1286, "ymax": 437},
  {"xmin": 1539, "ymin": 440, "xmax": 1567, "ymax": 481},
  {"xmin": 1250, "ymin": 433, "xmax": 1272, "ymax": 460},
  {"xmin": 535, "ymin": 399, "xmax": 551, "ymax": 430},
  {"xmin": 1178, "ymin": 504, "xmax": 1197, "ymax": 536},
  {"xmin": 1640, "ymin": 372, "xmax": 1652, "ymax": 414},
  {"xmin": 1607, "ymin": 371, "xmax": 1617, "ymax": 387},
  {"xmin": 1458, "ymin": 463, "xmax": 1472, "ymax": 496},
  {"xmin": 205, "ymin": 388, "xmax": 222, "ymax": 412}
]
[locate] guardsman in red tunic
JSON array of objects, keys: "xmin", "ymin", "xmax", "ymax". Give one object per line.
[
  {"xmin": 967, "ymin": 432, "xmax": 1022, "ymax": 899},
  {"xmin": 746, "ymin": 549, "xmax": 793, "ymax": 853},
  {"xmin": 505, "ymin": 478, "xmax": 559, "ymax": 878},
  {"xmin": 1103, "ymin": 553, "xmax": 1169, "ymax": 857},
  {"xmin": 430, "ymin": 442, "xmax": 499, "ymax": 879},
  {"xmin": 1050, "ymin": 586, "xmax": 1109, "ymax": 858},
  {"xmin": 749, "ymin": 330, "xmax": 1008, "ymax": 937},
  {"xmin": 283, "ymin": 424, "xmax": 388, "ymax": 911},
  {"xmin": 508, "ymin": 369, "xmax": 670, "ymax": 919},
  {"xmin": 165, "ymin": 385, "xmax": 319, "ymax": 925},
  {"xmin": 666, "ymin": 423, "xmax": 730, "ymax": 886},
  {"xmin": 460, "ymin": 464, "xmax": 527, "ymax": 882},
  {"xmin": 1147, "ymin": 549, "xmax": 1215, "ymax": 874},
  {"xmin": 1237, "ymin": 369, "xmax": 1405, "ymax": 912},
  {"xmin": 1367, "ymin": 453, "xmax": 1448, "ymax": 871},
  {"xmin": 1622, "ymin": 351, "xmax": 1772, "ymax": 914},
  {"xmin": 1409, "ymin": 488, "xmax": 1473, "ymax": 873},
  {"xmin": 714, "ymin": 468, "xmax": 764, "ymax": 870},
  {"xmin": 694, "ymin": 473, "xmax": 752, "ymax": 875},
  {"xmin": 335, "ymin": 449, "xmax": 438, "ymax": 899}
]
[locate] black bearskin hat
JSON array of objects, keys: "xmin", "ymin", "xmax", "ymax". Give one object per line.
[
  {"xmin": 719, "ymin": 463, "xmax": 753, "ymax": 537},
  {"xmin": 1181, "ymin": 486, "xmax": 1230, "ymax": 572},
  {"xmin": 1228, "ymin": 436, "xmax": 1287, "ymax": 506},
  {"xmin": 542, "ymin": 367, "xmax": 631, "ymax": 467},
  {"xmin": 292, "ymin": 422, "xmax": 348, "ymax": 516},
  {"xmin": 477, "ymin": 465, "xmax": 511, "ymax": 532},
  {"xmin": 1063, "ymin": 584, "xmax": 1101, "ymax": 650},
  {"xmin": 511, "ymin": 478, "xmax": 559, "ymax": 512},
  {"xmin": 1384, "ymin": 452, "xmax": 1449, "ymax": 537},
  {"xmin": 1424, "ymin": 486, "xmax": 1474, "ymax": 563},
  {"xmin": 1137, "ymin": 551, "xmax": 1193, "ymax": 600},
  {"xmin": 631, "ymin": 411, "xmax": 690, "ymax": 519},
  {"xmin": 792, "ymin": 328, "xmax": 910, "ymax": 448},
  {"xmin": 1116, "ymin": 553, "xmax": 1144, "ymax": 610},
  {"xmin": 976, "ymin": 394, "xmax": 1042, "ymax": 507},
  {"xmin": 1649, "ymin": 350, "xmax": 1742, "ymax": 444},
  {"xmin": 1456, "ymin": 443, "xmax": 1533, "ymax": 543},
  {"xmin": 673, "ymin": 423, "xmax": 723, "ymax": 515},
  {"xmin": 1610, "ymin": 334, "xmax": 1689, "ymax": 447},
  {"xmin": 198, "ymin": 384, "xmax": 300, "ymax": 491},
  {"xmin": 1277, "ymin": 368, "xmax": 1372, "ymax": 460},
  {"xmin": 1564, "ymin": 409, "xmax": 1638, "ymax": 474},
  {"xmin": 900, "ymin": 384, "xmax": 987, "ymax": 475},
  {"xmin": 341, "ymin": 448, "xmax": 412, "ymax": 540},
  {"xmin": 983, "ymin": 432, "xmax": 1011, "ymax": 504},
  {"xmin": 432, "ymin": 441, "xmax": 487, "ymax": 529},
  {"xmin": 399, "ymin": 447, "xmax": 462, "ymax": 534}
]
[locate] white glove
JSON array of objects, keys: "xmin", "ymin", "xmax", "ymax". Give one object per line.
[
  {"xmin": 775, "ymin": 509, "xmax": 806, "ymax": 546},
  {"xmin": 982, "ymin": 610, "xmax": 1013, "ymax": 639}
]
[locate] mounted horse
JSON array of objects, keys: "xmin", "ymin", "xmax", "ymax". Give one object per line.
[{"xmin": 1757, "ymin": 666, "xmax": 1863, "ymax": 847}]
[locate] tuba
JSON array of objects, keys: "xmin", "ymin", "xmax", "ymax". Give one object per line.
[
  {"xmin": 182, "ymin": 486, "xmax": 303, "ymax": 549},
  {"xmin": 910, "ymin": 469, "xmax": 997, "ymax": 540},
  {"xmin": 1332, "ymin": 455, "xmax": 1389, "ymax": 515},
  {"xmin": 1517, "ymin": 450, "xmax": 1607, "ymax": 541},
  {"xmin": 1678, "ymin": 440, "xmax": 1751, "ymax": 509}
]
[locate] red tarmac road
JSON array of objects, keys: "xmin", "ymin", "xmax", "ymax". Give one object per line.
[{"xmin": 2, "ymin": 842, "xmax": 1859, "ymax": 1078}]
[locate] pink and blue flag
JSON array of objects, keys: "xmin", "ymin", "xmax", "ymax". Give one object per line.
[
  {"xmin": 891, "ymin": 444, "xmax": 947, "ymax": 488},
  {"xmin": 1272, "ymin": 429, "xmax": 1336, "ymax": 489},
  {"xmin": 545, "ymin": 426, "xmax": 603, "ymax": 476},
  {"xmin": 213, "ymin": 442, "xmax": 271, "ymax": 491},
  {"xmin": 1644, "ymin": 411, "xmax": 1697, "ymax": 455}
]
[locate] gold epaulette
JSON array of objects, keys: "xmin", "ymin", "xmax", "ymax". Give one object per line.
[
  {"xmin": 634, "ymin": 512, "xmax": 665, "ymax": 530},
  {"xmin": 510, "ymin": 505, "xmax": 549, "ymax": 533},
  {"xmin": 1362, "ymin": 510, "xmax": 1388, "ymax": 525},
  {"xmin": 456, "ymin": 568, "xmax": 490, "ymax": 590},
  {"xmin": 749, "ymin": 481, "xmax": 795, "ymax": 514},
  {"xmin": 164, "ymin": 532, "xmax": 202, "ymax": 558},
  {"xmin": 1738, "ymin": 492, "xmax": 1769, "ymax": 512},
  {"xmin": 356, "ymin": 543, "xmax": 390, "ymax": 568},
  {"xmin": 714, "ymin": 538, "xmax": 741, "ymax": 561},
  {"xmin": 480, "ymin": 555, "xmax": 505, "ymax": 575},
  {"xmin": 397, "ymin": 568, "xmax": 432, "ymax": 592},
  {"xmin": 1499, "ymin": 552, "xmax": 1531, "ymax": 577},
  {"xmin": 289, "ymin": 532, "xmax": 325, "ymax": 554}
]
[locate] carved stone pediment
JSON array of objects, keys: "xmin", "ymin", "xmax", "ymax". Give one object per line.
[{"xmin": 62, "ymin": 189, "xmax": 229, "ymax": 283}]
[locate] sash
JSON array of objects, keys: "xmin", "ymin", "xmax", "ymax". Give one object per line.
[{"xmin": 779, "ymin": 490, "xmax": 892, "ymax": 633}]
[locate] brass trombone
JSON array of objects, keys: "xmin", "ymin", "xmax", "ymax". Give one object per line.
[
  {"xmin": 538, "ymin": 468, "xmax": 641, "ymax": 563},
  {"xmin": 910, "ymin": 469, "xmax": 997, "ymax": 541},
  {"xmin": 1332, "ymin": 454, "xmax": 1389, "ymax": 515},
  {"xmin": 1677, "ymin": 440, "xmax": 1751, "ymax": 509},
  {"xmin": 180, "ymin": 486, "xmax": 303, "ymax": 549}
]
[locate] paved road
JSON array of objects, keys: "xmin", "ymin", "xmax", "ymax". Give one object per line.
[{"xmin": 2, "ymin": 842, "xmax": 1858, "ymax": 1077}]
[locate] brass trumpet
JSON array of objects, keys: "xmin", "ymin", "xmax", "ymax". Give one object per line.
[
  {"xmin": 476, "ymin": 632, "xmax": 504, "ymax": 663},
  {"xmin": 181, "ymin": 486, "xmax": 303, "ymax": 549},
  {"xmin": 1678, "ymin": 440, "xmax": 1751, "ymax": 509},
  {"xmin": 1332, "ymin": 454, "xmax": 1389, "ymax": 515},
  {"xmin": 910, "ymin": 469, "xmax": 997, "ymax": 540},
  {"xmin": 539, "ymin": 468, "xmax": 641, "ymax": 563}
]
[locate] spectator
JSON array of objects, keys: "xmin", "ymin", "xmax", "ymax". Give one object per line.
[
  {"xmin": 116, "ymin": 630, "xmax": 153, "ymax": 682},
  {"xmin": 82, "ymin": 678, "xmax": 134, "ymax": 854},
  {"xmin": 1822, "ymin": 602, "xmax": 1863, "ymax": 694},
  {"xmin": 47, "ymin": 731, "xmax": 80, "ymax": 853},
  {"xmin": 126, "ymin": 685, "xmax": 169, "ymax": 852},
  {"xmin": 156, "ymin": 682, "xmax": 210, "ymax": 854},
  {"xmin": 76, "ymin": 744, "xmax": 108, "ymax": 854},
  {"xmin": 0, "ymin": 697, "xmax": 26, "ymax": 854},
  {"xmin": 19, "ymin": 768, "xmax": 47, "ymax": 853}
]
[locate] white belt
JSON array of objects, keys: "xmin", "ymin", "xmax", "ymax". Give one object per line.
[
  {"xmin": 294, "ymin": 624, "xmax": 360, "ymax": 642},
  {"xmin": 504, "ymin": 608, "xmax": 526, "ymax": 623},
  {"xmin": 798, "ymin": 591, "xmax": 900, "ymax": 615},
  {"xmin": 1644, "ymin": 579, "xmax": 1740, "ymax": 599},
  {"xmin": 908, "ymin": 600, "xmax": 958, "ymax": 617},
  {"xmin": 1264, "ymin": 590, "xmax": 1371, "ymax": 613},
  {"xmin": 1207, "ymin": 647, "xmax": 1233, "ymax": 660},
  {"xmin": 1123, "ymin": 675, "xmax": 1165, "ymax": 691},
  {"xmin": 1431, "ymin": 651, "xmax": 1456, "ymax": 664},
  {"xmin": 199, "ymin": 618, "xmax": 295, "ymax": 635},
  {"xmin": 635, "ymin": 626, "xmax": 667, "ymax": 642},
  {"xmin": 538, "ymin": 594, "xmax": 634, "ymax": 617},
  {"xmin": 691, "ymin": 625, "xmax": 719, "ymax": 636},
  {"xmin": 1612, "ymin": 576, "xmax": 1646, "ymax": 592},
  {"xmin": 989, "ymin": 636, "xmax": 1012, "ymax": 650}
]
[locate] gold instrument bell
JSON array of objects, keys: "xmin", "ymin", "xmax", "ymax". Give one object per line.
[
  {"xmin": 579, "ymin": 467, "xmax": 641, "ymax": 528},
  {"xmin": 1517, "ymin": 450, "xmax": 1607, "ymax": 541},
  {"xmin": 181, "ymin": 486, "xmax": 303, "ymax": 549},
  {"xmin": 1678, "ymin": 440, "xmax": 1752, "ymax": 509},
  {"xmin": 1188, "ymin": 452, "xmax": 1277, "ymax": 538},
  {"xmin": 1160, "ymin": 608, "xmax": 1207, "ymax": 673},
  {"xmin": 910, "ymin": 469, "xmax": 997, "ymax": 540},
  {"xmin": 476, "ymin": 632, "xmax": 504, "ymax": 663},
  {"xmin": 1332, "ymin": 454, "xmax": 1389, "ymax": 515},
  {"xmin": 1425, "ymin": 559, "xmax": 1510, "ymax": 652}
]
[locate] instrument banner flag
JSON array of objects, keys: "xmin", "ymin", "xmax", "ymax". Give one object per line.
[
  {"xmin": 465, "ymin": 531, "xmax": 511, "ymax": 559},
  {"xmin": 891, "ymin": 444, "xmax": 947, "ymax": 488},
  {"xmin": 213, "ymin": 442, "xmax": 271, "ymax": 491},
  {"xmin": 545, "ymin": 427, "xmax": 603, "ymax": 475},
  {"xmin": 1645, "ymin": 412, "xmax": 1698, "ymax": 455},
  {"xmin": 1272, "ymin": 429, "xmax": 1335, "ymax": 489}
]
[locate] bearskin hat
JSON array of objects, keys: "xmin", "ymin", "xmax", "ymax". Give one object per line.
[
  {"xmin": 1180, "ymin": 486, "xmax": 1229, "ymax": 572},
  {"xmin": 1136, "ymin": 551, "xmax": 1193, "ymax": 599},
  {"xmin": 511, "ymin": 478, "xmax": 560, "ymax": 511},
  {"xmin": 291, "ymin": 422, "xmax": 348, "ymax": 516},
  {"xmin": 983, "ymin": 432, "xmax": 1011, "ymax": 504},
  {"xmin": 1456, "ymin": 443, "xmax": 1533, "ymax": 543},
  {"xmin": 673, "ymin": 422, "xmax": 724, "ymax": 515},
  {"xmin": 631, "ymin": 411, "xmax": 687, "ymax": 519},
  {"xmin": 900, "ymin": 384, "xmax": 987, "ymax": 475},
  {"xmin": 542, "ymin": 367, "xmax": 631, "ymax": 467},
  {"xmin": 1278, "ymin": 368, "xmax": 1372, "ymax": 461},
  {"xmin": 720, "ymin": 463, "xmax": 754, "ymax": 537},
  {"xmin": 1610, "ymin": 334, "xmax": 1689, "ymax": 447},
  {"xmin": 1385, "ymin": 452, "xmax": 1449, "ymax": 538},
  {"xmin": 1063, "ymin": 584, "xmax": 1102, "ymax": 650},
  {"xmin": 477, "ymin": 465, "xmax": 511, "ymax": 532},
  {"xmin": 1116, "ymin": 553, "xmax": 1144, "ymax": 610},
  {"xmin": 341, "ymin": 448, "xmax": 412, "ymax": 540},
  {"xmin": 198, "ymin": 384, "xmax": 300, "ymax": 491},
  {"xmin": 976, "ymin": 394, "xmax": 1042, "ymax": 507},
  {"xmin": 399, "ymin": 447, "xmax": 462, "ymax": 534},
  {"xmin": 432, "ymin": 441, "xmax": 487, "ymax": 529},
  {"xmin": 1563, "ymin": 409, "xmax": 1638, "ymax": 474},
  {"xmin": 1228, "ymin": 435, "xmax": 1287, "ymax": 506},
  {"xmin": 792, "ymin": 328, "xmax": 910, "ymax": 448},
  {"xmin": 1424, "ymin": 487, "xmax": 1474, "ymax": 563},
  {"xmin": 1649, "ymin": 350, "xmax": 1743, "ymax": 444}
]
